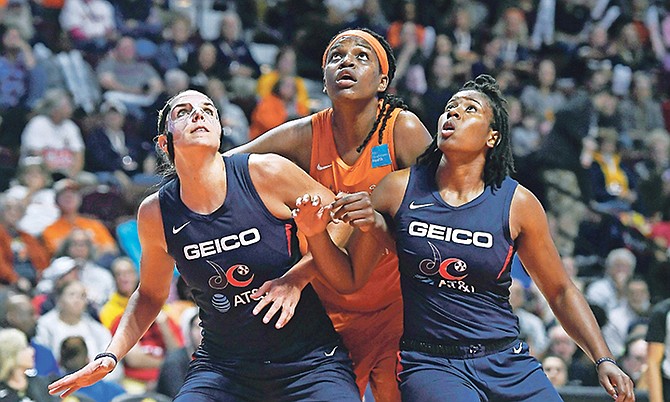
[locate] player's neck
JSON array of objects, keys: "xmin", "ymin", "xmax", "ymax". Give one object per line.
[
  {"xmin": 177, "ymin": 155, "xmax": 227, "ymax": 214},
  {"xmin": 331, "ymin": 100, "xmax": 380, "ymax": 150}
]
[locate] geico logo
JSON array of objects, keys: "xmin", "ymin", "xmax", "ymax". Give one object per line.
[
  {"xmin": 184, "ymin": 228, "xmax": 261, "ymax": 260},
  {"xmin": 408, "ymin": 221, "xmax": 493, "ymax": 248}
]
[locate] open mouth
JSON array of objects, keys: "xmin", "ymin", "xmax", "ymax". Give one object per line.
[
  {"xmin": 441, "ymin": 120, "xmax": 455, "ymax": 135},
  {"xmin": 335, "ymin": 70, "xmax": 356, "ymax": 84}
]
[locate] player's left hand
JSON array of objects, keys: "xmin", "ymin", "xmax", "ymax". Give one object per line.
[
  {"xmin": 597, "ymin": 361, "xmax": 635, "ymax": 401},
  {"xmin": 251, "ymin": 276, "xmax": 302, "ymax": 329},
  {"xmin": 292, "ymin": 194, "xmax": 331, "ymax": 238}
]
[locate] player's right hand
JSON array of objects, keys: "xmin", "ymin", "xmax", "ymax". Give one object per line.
[{"xmin": 48, "ymin": 357, "xmax": 115, "ymax": 398}]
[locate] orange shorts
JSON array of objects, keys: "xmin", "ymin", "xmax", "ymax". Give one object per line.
[{"xmin": 328, "ymin": 298, "xmax": 403, "ymax": 402}]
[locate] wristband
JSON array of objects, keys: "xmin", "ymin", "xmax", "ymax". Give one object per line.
[
  {"xmin": 94, "ymin": 352, "xmax": 118, "ymax": 366},
  {"xmin": 595, "ymin": 356, "xmax": 617, "ymax": 370}
]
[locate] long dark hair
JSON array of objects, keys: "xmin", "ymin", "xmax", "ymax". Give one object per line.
[{"xmin": 416, "ymin": 74, "xmax": 515, "ymax": 189}]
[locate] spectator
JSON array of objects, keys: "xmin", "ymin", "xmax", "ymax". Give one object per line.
[
  {"xmin": 619, "ymin": 71, "xmax": 665, "ymax": 143},
  {"xmin": 32, "ymin": 256, "xmax": 98, "ymax": 318},
  {"xmin": 492, "ymin": 7, "xmax": 532, "ymax": 67},
  {"xmin": 0, "ymin": 25, "xmax": 39, "ymax": 158},
  {"xmin": 541, "ymin": 354, "xmax": 569, "ymax": 388},
  {"xmin": 3, "ymin": 293, "xmax": 61, "ymax": 378},
  {"xmin": 59, "ymin": 0, "xmax": 117, "ymax": 54},
  {"xmin": 0, "ymin": 328, "xmax": 58, "ymax": 402},
  {"xmin": 392, "ymin": 21, "xmax": 428, "ymax": 117},
  {"xmin": 248, "ymin": 76, "xmax": 309, "ymax": 140},
  {"xmin": 214, "ymin": 10, "xmax": 261, "ymax": 100},
  {"xmin": 422, "ymin": 53, "xmax": 459, "ymax": 132},
  {"xmin": 206, "ymin": 78, "xmax": 249, "ymax": 148},
  {"xmin": 112, "ymin": 0, "xmax": 162, "ymax": 43},
  {"xmin": 50, "ymin": 229, "xmax": 115, "ymax": 310},
  {"xmin": 256, "ymin": 46, "xmax": 310, "ymax": 114},
  {"xmin": 33, "ymin": 280, "xmax": 115, "ymax": 377},
  {"xmin": 97, "ymin": 36, "xmax": 164, "ymax": 118},
  {"xmin": 635, "ymin": 129, "xmax": 670, "ymax": 218},
  {"xmin": 97, "ymin": 256, "xmax": 182, "ymax": 392},
  {"xmin": 59, "ymin": 335, "xmax": 125, "ymax": 402},
  {"xmin": 98, "ymin": 256, "xmax": 137, "ymax": 329},
  {"xmin": 183, "ymin": 41, "xmax": 225, "ymax": 94},
  {"xmin": 0, "ymin": 195, "xmax": 51, "ymax": 292},
  {"xmin": 41, "ymin": 179, "xmax": 119, "ymax": 258},
  {"xmin": 386, "ymin": 0, "xmax": 434, "ymax": 55},
  {"xmin": 152, "ymin": 13, "xmax": 196, "ymax": 75},
  {"xmin": 519, "ymin": 58, "xmax": 566, "ymax": 137},
  {"xmin": 602, "ymin": 277, "xmax": 651, "ymax": 357},
  {"xmin": 586, "ymin": 247, "xmax": 637, "ymax": 313},
  {"xmin": 619, "ymin": 334, "xmax": 649, "ymax": 389},
  {"xmin": 585, "ymin": 127, "xmax": 638, "ymax": 213},
  {"xmin": 156, "ymin": 307, "xmax": 201, "ymax": 399},
  {"xmin": 349, "ymin": 0, "xmax": 389, "ymax": 37},
  {"xmin": 509, "ymin": 281, "xmax": 549, "ymax": 357},
  {"xmin": 546, "ymin": 324, "xmax": 597, "ymax": 386},
  {"xmin": 3, "ymin": 0, "xmax": 35, "ymax": 43},
  {"xmin": 84, "ymin": 99, "xmax": 150, "ymax": 189},
  {"xmin": 19, "ymin": 89, "xmax": 85, "ymax": 181},
  {"xmin": 5, "ymin": 157, "xmax": 59, "ymax": 237},
  {"xmin": 109, "ymin": 308, "xmax": 183, "ymax": 393}
]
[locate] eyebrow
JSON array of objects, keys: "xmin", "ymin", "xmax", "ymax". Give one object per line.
[
  {"xmin": 172, "ymin": 101, "xmax": 216, "ymax": 110},
  {"xmin": 448, "ymin": 96, "xmax": 484, "ymax": 107}
]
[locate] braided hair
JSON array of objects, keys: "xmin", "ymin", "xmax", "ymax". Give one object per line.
[
  {"xmin": 416, "ymin": 74, "xmax": 515, "ymax": 190},
  {"xmin": 326, "ymin": 28, "xmax": 409, "ymax": 153}
]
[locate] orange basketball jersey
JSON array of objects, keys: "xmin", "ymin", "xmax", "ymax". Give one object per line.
[{"xmin": 309, "ymin": 104, "xmax": 402, "ymax": 312}]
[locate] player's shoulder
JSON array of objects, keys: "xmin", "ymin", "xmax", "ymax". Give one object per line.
[{"xmin": 137, "ymin": 191, "xmax": 161, "ymax": 221}]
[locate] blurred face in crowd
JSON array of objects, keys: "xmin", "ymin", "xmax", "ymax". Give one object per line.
[
  {"xmin": 57, "ymin": 281, "xmax": 88, "ymax": 318},
  {"xmin": 542, "ymin": 356, "xmax": 568, "ymax": 388},
  {"xmin": 112, "ymin": 258, "xmax": 139, "ymax": 297},
  {"xmin": 548, "ymin": 325, "xmax": 577, "ymax": 363}
]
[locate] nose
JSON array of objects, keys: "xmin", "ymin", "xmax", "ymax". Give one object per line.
[
  {"xmin": 339, "ymin": 52, "xmax": 355, "ymax": 67},
  {"xmin": 190, "ymin": 107, "xmax": 206, "ymax": 121},
  {"xmin": 447, "ymin": 107, "xmax": 460, "ymax": 119}
]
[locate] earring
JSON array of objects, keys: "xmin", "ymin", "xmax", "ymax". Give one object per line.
[{"xmin": 322, "ymin": 87, "xmax": 327, "ymax": 94}]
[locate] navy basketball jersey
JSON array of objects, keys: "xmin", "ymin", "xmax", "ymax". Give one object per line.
[
  {"xmin": 159, "ymin": 153, "xmax": 338, "ymax": 361},
  {"xmin": 394, "ymin": 164, "xmax": 520, "ymax": 343}
]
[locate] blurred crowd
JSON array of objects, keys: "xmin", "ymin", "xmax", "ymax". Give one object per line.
[{"xmin": 1, "ymin": 0, "xmax": 670, "ymax": 400}]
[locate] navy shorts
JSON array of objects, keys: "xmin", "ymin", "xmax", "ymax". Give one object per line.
[
  {"xmin": 174, "ymin": 341, "xmax": 360, "ymax": 401},
  {"xmin": 397, "ymin": 340, "xmax": 563, "ymax": 402}
]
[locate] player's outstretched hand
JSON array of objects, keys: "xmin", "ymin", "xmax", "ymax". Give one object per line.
[
  {"xmin": 251, "ymin": 276, "xmax": 303, "ymax": 329},
  {"xmin": 292, "ymin": 194, "xmax": 330, "ymax": 238},
  {"xmin": 49, "ymin": 356, "xmax": 116, "ymax": 398},
  {"xmin": 597, "ymin": 361, "xmax": 635, "ymax": 401}
]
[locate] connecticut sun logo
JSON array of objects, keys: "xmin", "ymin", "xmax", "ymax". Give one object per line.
[{"xmin": 419, "ymin": 242, "xmax": 468, "ymax": 280}]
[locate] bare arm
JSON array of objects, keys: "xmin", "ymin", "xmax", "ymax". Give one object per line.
[
  {"xmin": 646, "ymin": 342, "xmax": 664, "ymax": 402},
  {"xmin": 225, "ymin": 116, "xmax": 314, "ymax": 171},
  {"xmin": 393, "ymin": 110, "xmax": 432, "ymax": 169},
  {"xmin": 49, "ymin": 194, "xmax": 175, "ymax": 397},
  {"xmin": 294, "ymin": 169, "xmax": 409, "ymax": 293},
  {"xmin": 245, "ymin": 153, "xmax": 351, "ymax": 325},
  {"xmin": 512, "ymin": 185, "xmax": 635, "ymax": 402}
]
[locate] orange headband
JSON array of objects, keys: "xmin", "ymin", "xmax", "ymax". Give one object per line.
[{"xmin": 322, "ymin": 30, "xmax": 389, "ymax": 75}]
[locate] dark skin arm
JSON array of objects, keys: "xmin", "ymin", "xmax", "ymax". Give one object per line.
[
  {"xmin": 231, "ymin": 107, "xmax": 430, "ymax": 314},
  {"xmin": 247, "ymin": 153, "xmax": 352, "ymax": 325},
  {"xmin": 225, "ymin": 116, "xmax": 313, "ymax": 171},
  {"xmin": 293, "ymin": 170, "xmax": 409, "ymax": 292},
  {"xmin": 511, "ymin": 185, "xmax": 635, "ymax": 402}
]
